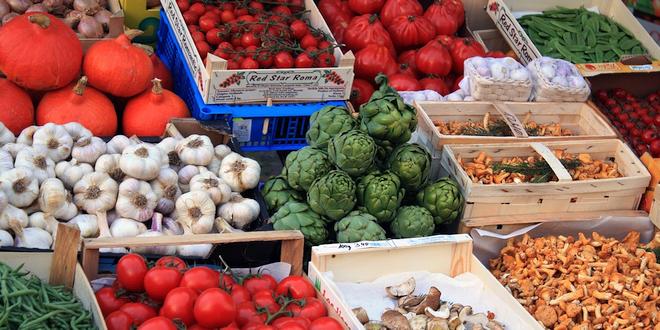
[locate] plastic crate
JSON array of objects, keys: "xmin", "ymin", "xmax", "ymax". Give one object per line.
[{"xmin": 156, "ymin": 9, "xmax": 347, "ymax": 151}]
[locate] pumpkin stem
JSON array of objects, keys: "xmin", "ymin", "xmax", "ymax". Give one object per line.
[
  {"xmin": 151, "ymin": 78, "xmax": 163, "ymax": 95},
  {"xmin": 28, "ymin": 14, "xmax": 51, "ymax": 28},
  {"xmin": 73, "ymin": 76, "xmax": 88, "ymax": 96}
]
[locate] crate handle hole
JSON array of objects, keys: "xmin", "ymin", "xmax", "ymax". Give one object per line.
[
  {"xmin": 537, "ymin": 199, "xmax": 543, "ymax": 204},
  {"xmin": 496, "ymin": 225, "xmax": 503, "ymax": 230},
  {"xmin": 570, "ymin": 197, "xmax": 578, "ymax": 203}
]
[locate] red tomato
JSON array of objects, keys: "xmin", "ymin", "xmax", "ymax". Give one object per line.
[
  {"xmin": 350, "ymin": 79, "xmax": 375, "ymax": 107},
  {"xmin": 451, "ymin": 74, "xmax": 462, "ymax": 92},
  {"xmin": 388, "ymin": 73, "xmax": 421, "ymax": 91},
  {"xmin": 355, "ymin": 43, "xmax": 397, "ymax": 81},
  {"xmin": 190, "ymin": 30, "xmax": 205, "ymax": 43},
  {"xmin": 343, "ymin": 14, "xmax": 394, "ymax": 55},
  {"xmin": 256, "ymin": 50, "xmax": 274, "ymax": 68},
  {"xmin": 199, "ymin": 16, "xmax": 218, "ymax": 32},
  {"xmin": 274, "ymin": 51, "xmax": 295, "ymax": 68},
  {"xmin": 206, "ymin": 28, "xmax": 223, "ymax": 46},
  {"xmin": 450, "ymin": 38, "xmax": 486, "ymax": 74},
  {"xmin": 105, "ymin": 310, "xmax": 134, "ymax": 330},
  {"xmin": 220, "ymin": 323, "xmax": 240, "ymax": 330},
  {"xmin": 415, "ymin": 39, "xmax": 452, "ymax": 76},
  {"xmin": 290, "ymin": 20, "xmax": 309, "ymax": 40},
  {"xmin": 195, "ymin": 40, "xmax": 211, "ymax": 59},
  {"xmin": 227, "ymin": 60, "xmax": 240, "ymax": 70},
  {"xmin": 236, "ymin": 301, "xmax": 267, "ymax": 326},
  {"xmin": 275, "ymin": 276, "xmax": 316, "ymax": 299},
  {"xmin": 295, "ymin": 53, "xmax": 315, "ymax": 68},
  {"xmin": 194, "ymin": 288, "xmax": 237, "ymax": 328},
  {"xmin": 234, "ymin": 6, "xmax": 249, "ymax": 16},
  {"xmin": 155, "ymin": 256, "xmax": 187, "ymax": 271},
  {"xmin": 119, "ymin": 303, "xmax": 157, "ymax": 325},
  {"xmin": 116, "ymin": 254, "xmax": 147, "ymax": 292},
  {"xmin": 249, "ymin": 1, "xmax": 264, "ymax": 10},
  {"xmin": 176, "ymin": 0, "xmax": 190, "ymax": 12},
  {"xmin": 271, "ymin": 316, "xmax": 311, "ymax": 329},
  {"xmin": 96, "ymin": 287, "xmax": 129, "ymax": 317},
  {"xmin": 424, "ymin": 0, "xmax": 464, "ymax": 35},
  {"xmin": 189, "ymin": 3, "xmax": 206, "ymax": 16},
  {"xmin": 144, "ymin": 267, "xmax": 182, "ymax": 301},
  {"xmin": 242, "ymin": 323, "xmax": 268, "ymax": 330},
  {"xmin": 650, "ymin": 139, "xmax": 660, "ymax": 157},
  {"xmin": 241, "ymin": 58, "xmax": 260, "ymax": 69},
  {"xmin": 380, "ymin": 0, "xmax": 423, "ymax": 26},
  {"xmin": 317, "ymin": 53, "xmax": 336, "ymax": 67},
  {"xmin": 243, "ymin": 275, "xmax": 277, "ymax": 295},
  {"xmin": 229, "ymin": 284, "xmax": 252, "ymax": 304},
  {"xmin": 309, "ymin": 317, "xmax": 343, "ymax": 330},
  {"xmin": 182, "ymin": 11, "xmax": 200, "ymax": 25},
  {"xmin": 298, "ymin": 297, "xmax": 327, "ymax": 321},
  {"xmin": 180, "ymin": 267, "xmax": 220, "ymax": 293},
  {"xmin": 398, "ymin": 50, "xmax": 418, "ymax": 74},
  {"xmin": 318, "ymin": 0, "xmax": 353, "ymax": 28},
  {"xmin": 318, "ymin": 40, "xmax": 333, "ymax": 53},
  {"xmin": 160, "ymin": 287, "xmax": 198, "ymax": 326},
  {"xmin": 252, "ymin": 290, "xmax": 280, "ymax": 314},
  {"xmin": 241, "ymin": 32, "xmax": 261, "ymax": 47},
  {"xmin": 300, "ymin": 34, "xmax": 319, "ymax": 49},
  {"xmin": 137, "ymin": 317, "xmax": 177, "ymax": 330},
  {"xmin": 420, "ymin": 77, "xmax": 449, "ymax": 95},
  {"xmin": 486, "ymin": 50, "xmax": 506, "ymax": 58},
  {"xmin": 348, "ymin": 0, "xmax": 384, "ymax": 14},
  {"xmin": 388, "ymin": 15, "xmax": 436, "ymax": 49},
  {"xmin": 222, "ymin": 2, "xmax": 235, "ymax": 11},
  {"xmin": 221, "ymin": 10, "xmax": 235, "ymax": 23}
]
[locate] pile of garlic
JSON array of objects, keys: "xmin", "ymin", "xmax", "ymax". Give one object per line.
[{"xmin": 0, "ymin": 122, "xmax": 262, "ymax": 256}]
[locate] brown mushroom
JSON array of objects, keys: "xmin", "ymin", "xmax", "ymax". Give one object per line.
[
  {"xmin": 427, "ymin": 318, "xmax": 450, "ymax": 330},
  {"xmin": 409, "ymin": 315, "xmax": 428, "ymax": 330},
  {"xmin": 386, "ymin": 278, "xmax": 416, "ymax": 299},
  {"xmin": 410, "ymin": 287, "xmax": 441, "ymax": 314},
  {"xmin": 381, "ymin": 310, "xmax": 412, "ymax": 330},
  {"xmin": 398, "ymin": 295, "xmax": 425, "ymax": 310},
  {"xmin": 365, "ymin": 322, "xmax": 386, "ymax": 330},
  {"xmin": 353, "ymin": 307, "xmax": 370, "ymax": 325}
]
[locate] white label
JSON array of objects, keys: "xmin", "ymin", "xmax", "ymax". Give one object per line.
[
  {"xmin": 486, "ymin": 0, "xmax": 541, "ymax": 65},
  {"xmin": 629, "ymin": 64, "xmax": 654, "ymax": 71},
  {"xmin": 313, "ymin": 234, "xmax": 471, "ymax": 254},
  {"xmin": 232, "ymin": 119, "xmax": 252, "ymax": 143}
]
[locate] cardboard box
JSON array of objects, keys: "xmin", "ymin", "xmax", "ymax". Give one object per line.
[
  {"xmin": 160, "ymin": 0, "xmax": 355, "ymax": 104},
  {"xmin": 80, "ymin": 0, "xmax": 125, "ymax": 51},
  {"xmin": 485, "ymin": 0, "xmax": 660, "ymax": 76},
  {"xmin": 119, "ymin": 0, "xmax": 160, "ymax": 46}
]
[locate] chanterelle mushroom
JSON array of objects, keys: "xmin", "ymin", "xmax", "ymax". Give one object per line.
[
  {"xmin": 386, "ymin": 278, "xmax": 416, "ymax": 298},
  {"xmin": 382, "ymin": 310, "xmax": 412, "ymax": 330}
]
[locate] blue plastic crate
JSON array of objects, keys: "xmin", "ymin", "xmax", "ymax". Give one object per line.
[{"xmin": 155, "ymin": 9, "xmax": 348, "ymax": 151}]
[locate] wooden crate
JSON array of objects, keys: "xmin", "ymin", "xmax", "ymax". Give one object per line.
[
  {"xmin": 308, "ymin": 235, "xmax": 542, "ymax": 329},
  {"xmin": 415, "ymin": 101, "xmax": 617, "ymax": 150},
  {"xmin": 442, "ymin": 139, "xmax": 651, "ymax": 223},
  {"xmin": 80, "ymin": 0, "xmax": 125, "ymax": 51},
  {"xmin": 651, "ymin": 184, "xmax": 660, "ymax": 232}
]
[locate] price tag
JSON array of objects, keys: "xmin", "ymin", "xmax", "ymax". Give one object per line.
[
  {"xmin": 312, "ymin": 234, "xmax": 471, "ymax": 253},
  {"xmin": 232, "ymin": 119, "xmax": 252, "ymax": 142},
  {"xmin": 493, "ymin": 104, "xmax": 528, "ymax": 137}
]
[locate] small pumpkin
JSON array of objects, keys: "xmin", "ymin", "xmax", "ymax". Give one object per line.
[
  {"xmin": 0, "ymin": 13, "xmax": 82, "ymax": 91},
  {"xmin": 83, "ymin": 30, "xmax": 154, "ymax": 97},
  {"xmin": 0, "ymin": 78, "xmax": 34, "ymax": 135},
  {"xmin": 36, "ymin": 76, "xmax": 118, "ymax": 136},
  {"xmin": 123, "ymin": 79, "xmax": 190, "ymax": 136},
  {"xmin": 151, "ymin": 53, "xmax": 173, "ymax": 90}
]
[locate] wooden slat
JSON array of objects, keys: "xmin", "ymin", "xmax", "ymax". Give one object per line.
[
  {"xmin": 281, "ymin": 237, "xmax": 304, "ymax": 276},
  {"xmin": 462, "ymin": 210, "xmax": 648, "ymax": 227},
  {"xmin": 651, "ymin": 184, "xmax": 660, "ymax": 231},
  {"xmin": 49, "ymin": 224, "xmax": 81, "ymax": 289}
]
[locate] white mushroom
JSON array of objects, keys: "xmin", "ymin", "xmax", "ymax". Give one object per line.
[{"xmin": 386, "ymin": 277, "xmax": 416, "ymax": 298}]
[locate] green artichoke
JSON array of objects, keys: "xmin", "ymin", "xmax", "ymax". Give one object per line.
[
  {"xmin": 327, "ymin": 130, "xmax": 376, "ymax": 177},
  {"xmin": 356, "ymin": 171, "xmax": 404, "ymax": 223},
  {"xmin": 307, "ymin": 170, "xmax": 357, "ymax": 221},
  {"xmin": 416, "ymin": 177, "xmax": 464, "ymax": 225},
  {"xmin": 271, "ymin": 201, "xmax": 329, "ymax": 246},
  {"xmin": 388, "ymin": 143, "xmax": 431, "ymax": 193},
  {"xmin": 283, "ymin": 147, "xmax": 334, "ymax": 191},
  {"xmin": 390, "ymin": 206, "xmax": 434, "ymax": 238},
  {"xmin": 306, "ymin": 106, "xmax": 358, "ymax": 149},
  {"xmin": 359, "ymin": 75, "xmax": 417, "ymax": 147},
  {"xmin": 262, "ymin": 176, "xmax": 303, "ymax": 214},
  {"xmin": 334, "ymin": 211, "xmax": 386, "ymax": 243}
]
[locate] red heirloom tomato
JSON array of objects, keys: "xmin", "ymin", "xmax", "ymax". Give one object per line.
[
  {"xmin": 309, "ymin": 317, "xmax": 344, "ymax": 330},
  {"xmin": 271, "ymin": 317, "xmax": 311, "ymax": 328},
  {"xmin": 155, "ymin": 256, "xmax": 187, "ymax": 271},
  {"xmin": 180, "ymin": 267, "xmax": 220, "ymax": 293},
  {"xmin": 298, "ymin": 297, "xmax": 328, "ymax": 321},
  {"xmin": 343, "ymin": 14, "xmax": 395, "ymax": 55},
  {"xmin": 451, "ymin": 74, "xmax": 462, "ymax": 92},
  {"xmin": 398, "ymin": 50, "xmax": 418, "ymax": 74},
  {"xmin": 275, "ymin": 276, "xmax": 316, "ymax": 299},
  {"xmin": 105, "ymin": 310, "xmax": 134, "ymax": 330},
  {"xmin": 252, "ymin": 290, "xmax": 280, "ymax": 314},
  {"xmin": 388, "ymin": 15, "xmax": 436, "ymax": 49},
  {"xmin": 137, "ymin": 317, "xmax": 177, "ymax": 330},
  {"xmin": 350, "ymin": 79, "xmax": 375, "ymax": 107},
  {"xmin": 450, "ymin": 37, "xmax": 486, "ymax": 74},
  {"xmin": 388, "ymin": 73, "xmax": 421, "ymax": 91},
  {"xmin": 380, "ymin": 0, "xmax": 423, "ymax": 26},
  {"xmin": 116, "ymin": 254, "xmax": 148, "ymax": 292},
  {"xmin": 318, "ymin": 0, "xmax": 353, "ymax": 28},
  {"xmin": 96, "ymin": 287, "xmax": 129, "ymax": 317},
  {"xmin": 486, "ymin": 50, "xmax": 506, "ymax": 58},
  {"xmin": 424, "ymin": 0, "xmax": 465, "ymax": 35},
  {"xmin": 119, "ymin": 303, "xmax": 157, "ymax": 325},
  {"xmin": 194, "ymin": 288, "xmax": 237, "ymax": 328},
  {"xmin": 160, "ymin": 287, "xmax": 198, "ymax": 326},
  {"xmin": 144, "ymin": 266, "xmax": 182, "ymax": 301},
  {"xmin": 243, "ymin": 274, "xmax": 278, "ymax": 295},
  {"xmin": 415, "ymin": 39, "xmax": 452, "ymax": 76},
  {"xmin": 420, "ymin": 77, "xmax": 449, "ymax": 95},
  {"xmin": 355, "ymin": 44, "xmax": 397, "ymax": 81},
  {"xmin": 348, "ymin": 0, "xmax": 385, "ymax": 14},
  {"xmin": 236, "ymin": 301, "xmax": 267, "ymax": 326}
]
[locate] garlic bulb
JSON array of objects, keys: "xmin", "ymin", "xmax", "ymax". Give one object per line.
[
  {"xmin": 157, "ymin": 137, "xmax": 182, "ymax": 170},
  {"xmin": 73, "ymin": 172, "xmax": 118, "ymax": 214},
  {"xmin": 164, "ymin": 216, "xmax": 183, "ymax": 235},
  {"xmin": 95, "ymin": 154, "xmax": 126, "ymax": 182},
  {"xmin": 0, "ymin": 149, "xmax": 13, "ymax": 172},
  {"xmin": 32, "ymin": 123, "xmax": 73, "ymax": 162},
  {"xmin": 217, "ymin": 193, "xmax": 260, "ymax": 230},
  {"xmin": 68, "ymin": 214, "xmax": 99, "ymax": 238},
  {"xmin": 116, "ymin": 178, "xmax": 157, "ymax": 222},
  {"xmin": 215, "ymin": 144, "xmax": 232, "ymax": 160},
  {"xmin": 176, "ymin": 135, "xmax": 214, "ymax": 166},
  {"xmin": 63, "ymin": 122, "xmax": 92, "ymax": 142},
  {"xmin": 55, "ymin": 159, "xmax": 94, "ymax": 189},
  {"xmin": 0, "ymin": 230, "xmax": 13, "ymax": 247},
  {"xmin": 120, "ymin": 143, "xmax": 162, "ymax": 180},
  {"xmin": 190, "ymin": 172, "xmax": 231, "ymax": 205},
  {"xmin": 16, "ymin": 126, "xmax": 38, "ymax": 145},
  {"xmin": 28, "ymin": 212, "xmax": 59, "ymax": 234},
  {"xmin": 132, "ymin": 213, "xmax": 176, "ymax": 255},
  {"xmin": 15, "ymin": 147, "xmax": 56, "ymax": 184},
  {"xmin": 72, "ymin": 136, "xmax": 106, "ymax": 164},
  {"xmin": 176, "ymin": 243, "xmax": 213, "ymax": 257},
  {"xmin": 0, "ymin": 191, "xmax": 7, "ymax": 214},
  {"xmin": 14, "ymin": 227, "xmax": 53, "ymax": 249},
  {"xmin": 106, "ymin": 135, "xmax": 132, "ymax": 154},
  {"xmin": 50, "ymin": 191, "xmax": 78, "ymax": 220},
  {"xmin": 2, "ymin": 143, "xmax": 23, "ymax": 158},
  {"xmin": 0, "ymin": 122, "xmax": 15, "ymax": 145},
  {"xmin": 0, "ymin": 204, "xmax": 29, "ymax": 231},
  {"xmin": 150, "ymin": 168, "xmax": 181, "ymax": 214},
  {"xmin": 0, "ymin": 167, "xmax": 39, "ymax": 207},
  {"xmin": 207, "ymin": 156, "xmax": 222, "ymax": 175},
  {"xmin": 175, "ymin": 191, "xmax": 215, "ymax": 234},
  {"xmin": 219, "ymin": 153, "xmax": 261, "ymax": 192},
  {"xmin": 110, "ymin": 218, "xmax": 147, "ymax": 238},
  {"xmin": 177, "ymin": 165, "xmax": 200, "ymax": 193}
]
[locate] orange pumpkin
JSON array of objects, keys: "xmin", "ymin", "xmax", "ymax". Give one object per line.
[
  {"xmin": 151, "ymin": 53, "xmax": 174, "ymax": 91},
  {"xmin": 123, "ymin": 79, "xmax": 190, "ymax": 136},
  {"xmin": 37, "ymin": 76, "xmax": 117, "ymax": 136},
  {"xmin": 0, "ymin": 78, "xmax": 34, "ymax": 135}
]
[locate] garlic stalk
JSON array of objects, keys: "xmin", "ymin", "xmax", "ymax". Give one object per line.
[
  {"xmin": 0, "ymin": 122, "xmax": 15, "ymax": 146},
  {"xmin": 215, "ymin": 217, "xmax": 241, "ymax": 233},
  {"xmin": 176, "ymin": 134, "xmax": 214, "ymax": 166},
  {"xmin": 217, "ymin": 193, "xmax": 260, "ymax": 230},
  {"xmin": 120, "ymin": 143, "xmax": 162, "ymax": 180},
  {"xmin": 150, "ymin": 168, "xmax": 181, "ymax": 215},
  {"xmin": 28, "ymin": 212, "xmax": 59, "ymax": 234},
  {"xmin": 0, "ymin": 204, "xmax": 29, "ymax": 231},
  {"xmin": 115, "ymin": 178, "xmax": 157, "ymax": 222},
  {"xmin": 132, "ymin": 213, "xmax": 176, "ymax": 255},
  {"xmin": 0, "ymin": 149, "xmax": 13, "ymax": 172},
  {"xmin": 0, "ymin": 229, "xmax": 13, "ymax": 247},
  {"xmin": 219, "ymin": 152, "xmax": 261, "ymax": 192},
  {"xmin": 110, "ymin": 217, "xmax": 147, "ymax": 238},
  {"xmin": 32, "ymin": 123, "xmax": 73, "ymax": 162},
  {"xmin": 157, "ymin": 137, "xmax": 182, "ymax": 170},
  {"xmin": 175, "ymin": 191, "xmax": 215, "ymax": 234},
  {"xmin": 72, "ymin": 136, "xmax": 106, "ymax": 164},
  {"xmin": 63, "ymin": 122, "xmax": 92, "ymax": 142},
  {"xmin": 68, "ymin": 214, "xmax": 99, "ymax": 238},
  {"xmin": 190, "ymin": 171, "xmax": 231, "ymax": 205},
  {"xmin": 1, "ymin": 143, "xmax": 23, "ymax": 158},
  {"xmin": 16, "ymin": 126, "xmax": 38, "ymax": 145},
  {"xmin": 55, "ymin": 159, "xmax": 94, "ymax": 190},
  {"xmin": 106, "ymin": 135, "xmax": 132, "ymax": 154},
  {"xmin": 15, "ymin": 147, "xmax": 56, "ymax": 184},
  {"xmin": 177, "ymin": 165, "xmax": 200, "ymax": 193},
  {"xmin": 0, "ymin": 167, "xmax": 39, "ymax": 207},
  {"xmin": 14, "ymin": 227, "xmax": 53, "ymax": 249},
  {"xmin": 95, "ymin": 154, "xmax": 126, "ymax": 182},
  {"xmin": 73, "ymin": 172, "xmax": 118, "ymax": 214}
]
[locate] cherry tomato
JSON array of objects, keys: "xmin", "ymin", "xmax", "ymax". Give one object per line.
[
  {"xmin": 105, "ymin": 310, "xmax": 134, "ymax": 330},
  {"xmin": 188, "ymin": 2, "xmax": 206, "ymax": 16},
  {"xmin": 160, "ymin": 287, "xmax": 198, "ymax": 326},
  {"xmin": 220, "ymin": 10, "xmax": 235, "ymax": 23},
  {"xmin": 298, "ymin": 297, "xmax": 327, "ymax": 320},
  {"xmin": 300, "ymin": 34, "xmax": 319, "ymax": 49},
  {"xmin": 96, "ymin": 287, "xmax": 129, "ymax": 317},
  {"xmin": 194, "ymin": 288, "xmax": 237, "ymax": 328},
  {"xmin": 234, "ymin": 6, "xmax": 249, "ymax": 16},
  {"xmin": 309, "ymin": 317, "xmax": 344, "ymax": 330},
  {"xmin": 189, "ymin": 325, "xmax": 213, "ymax": 330},
  {"xmin": 318, "ymin": 40, "xmax": 332, "ymax": 53},
  {"xmin": 205, "ymin": 28, "xmax": 223, "ymax": 46},
  {"xmin": 119, "ymin": 303, "xmax": 157, "ymax": 325},
  {"xmin": 182, "ymin": 11, "xmax": 199, "ymax": 25},
  {"xmin": 236, "ymin": 301, "xmax": 267, "ymax": 326},
  {"xmin": 241, "ymin": 32, "xmax": 261, "ymax": 48},
  {"xmin": 295, "ymin": 53, "xmax": 315, "ymax": 68},
  {"xmin": 317, "ymin": 53, "xmax": 335, "ymax": 67},
  {"xmin": 272, "ymin": 5, "xmax": 292, "ymax": 17},
  {"xmin": 180, "ymin": 267, "xmax": 220, "ymax": 293},
  {"xmin": 116, "ymin": 254, "xmax": 147, "ymax": 292},
  {"xmin": 256, "ymin": 50, "xmax": 273, "ymax": 68},
  {"xmin": 243, "ymin": 274, "xmax": 277, "ymax": 295},
  {"xmin": 176, "ymin": 0, "xmax": 190, "ymax": 12},
  {"xmin": 195, "ymin": 40, "xmax": 211, "ymax": 59},
  {"xmin": 199, "ymin": 16, "xmax": 218, "ymax": 32},
  {"xmin": 229, "ymin": 284, "xmax": 252, "ymax": 304},
  {"xmin": 155, "ymin": 256, "xmax": 187, "ymax": 271},
  {"xmin": 252, "ymin": 290, "xmax": 280, "ymax": 314},
  {"xmin": 249, "ymin": 1, "xmax": 265, "ymax": 10},
  {"xmin": 290, "ymin": 20, "xmax": 309, "ymax": 40},
  {"xmin": 144, "ymin": 266, "xmax": 182, "ymax": 301},
  {"xmin": 275, "ymin": 276, "xmax": 316, "ymax": 299},
  {"xmin": 190, "ymin": 30, "xmax": 205, "ymax": 43},
  {"xmin": 137, "ymin": 317, "xmax": 177, "ymax": 330},
  {"xmin": 227, "ymin": 60, "xmax": 240, "ymax": 70},
  {"xmin": 273, "ymin": 51, "xmax": 294, "ymax": 68},
  {"xmin": 650, "ymin": 139, "xmax": 660, "ymax": 157},
  {"xmin": 241, "ymin": 58, "xmax": 260, "ymax": 69}
]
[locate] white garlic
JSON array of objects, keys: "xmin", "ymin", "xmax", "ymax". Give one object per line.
[
  {"xmin": 157, "ymin": 137, "xmax": 182, "ymax": 170},
  {"xmin": 0, "ymin": 167, "xmax": 39, "ymax": 207},
  {"xmin": 176, "ymin": 243, "xmax": 213, "ymax": 257},
  {"xmin": 176, "ymin": 135, "xmax": 214, "ymax": 166},
  {"xmin": 190, "ymin": 171, "xmax": 231, "ymax": 205},
  {"xmin": 0, "ymin": 149, "xmax": 13, "ymax": 172},
  {"xmin": 0, "ymin": 191, "xmax": 7, "ymax": 214},
  {"xmin": 0, "ymin": 229, "xmax": 13, "ymax": 247},
  {"xmin": 63, "ymin": 122, "xmax": 92, "ymax": 142},
  {"xmin": 110, "ymin": 217, "xmax": 147, "ymax": 238},
  {"xmin": 150, "ymin": 168, "xmax": 181, "ymax": 215},
  {"xmin": 219, "ymin": 153, "xmax": 261, "ymax": 192},
  {"xmin": 207, "ymin": 156, "xmax": 222, "ymax": 175},
  {"xmin": 0, "ymin": 123, "xmax": 15, "ymax": 146},
  {"xmin": 0, "ymin": 204, "xmax": 29, "ymax": 231},
  {"xmin": 72, "ymin": 136, "xmax": 106, "ymax": 164},
  {"xmin": 14, "ymin": 227, "xmax": 53, "ymax": 249},
  {"xmin": 38, "ymin": 178, "xmax": 78, "ymax": 220},
  {"xmin": 28, "ymin": 212, "xmax": 59, "ymax": 234},
  {"xmin": 16, "ymin": 126, "xmax": 38, "ymax": 145},
  {"xmin": 115, "ymin": 178, "xmax": 157, "ymax": 222},
  {"xmin": 106, "ymin": 135, "xmax": 132, "ymax": 154},
  {"xmin": 120, "ymin": 143, "xmax": 162, "ymax": 180},
  {"xmin": 175, "ymin": 191, "xmax": 215, "ymax": 234},
  {"xmin": 217, "ymin": 193, "xmax": 260, "ymax": 230},
  {"xmin": 177, "ymin": 165, "xmax": 200, "ymax": 193},
  {"xmin": 73, "ymin": 172, "xmax": 118, "ymax": 214},
  {"xmin": 68, "ymin": 214, "xmax": 99, "ymax": 238},
  {"xmin": 95, "ymin": 154, "xmax": 126, "ymax": 182},
  {"xmin": 2, "ymin": 143, "xmax": 24, "ymax": 158},
  {"xmin": 15, "ymin": 147, "xmax": 56, "ymax": 184},
  {"xmin": 55, "ymin": 159, "xmax": 94, "ymax": 190},
  {"xmin": 32, "ymin": 123, "xmax": 73, "ymax": 162},
  {"xmin": 215, "ymin": 144, "xmax": 232, "ymax": 160},
  {"xmin": 51, "ymin": 191, "xmax": 78, "ymax": 220},
  {"xmin": 132, "ymin": 213, "xmax": 176, "ymax": 255}
]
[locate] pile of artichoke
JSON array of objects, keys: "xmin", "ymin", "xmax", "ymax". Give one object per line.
[{"xmin": 264, "ymin": 76, "xmax": 464, "ymax": 246}]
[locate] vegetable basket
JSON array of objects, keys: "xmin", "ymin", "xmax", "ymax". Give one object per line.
[
  {"xmin": 464, "ymin": 63, "xmax": 532, "ymax": 101},
  {"xmin": 528, "ymin": 60, "xmax": 591, "ymax": 102}
]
